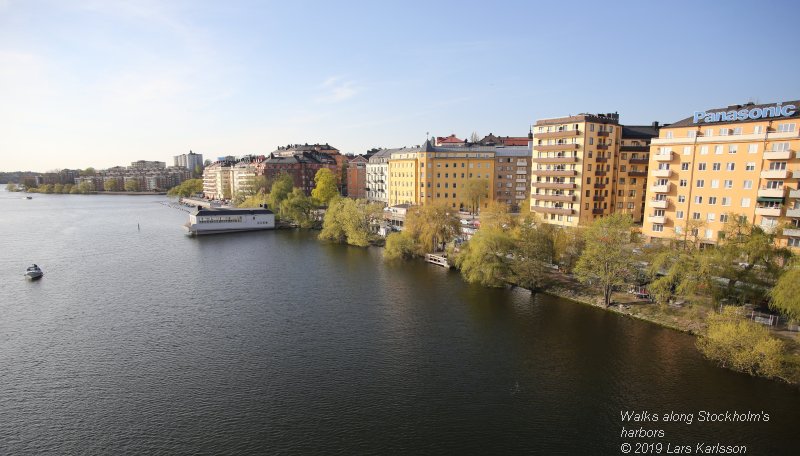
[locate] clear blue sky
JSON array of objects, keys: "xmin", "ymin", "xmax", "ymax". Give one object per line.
[{"xmin": 1, "ymin": 0, "xmax": 798, "ymax": 171}]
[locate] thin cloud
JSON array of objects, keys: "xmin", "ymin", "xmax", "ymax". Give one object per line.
[{"xmin": 316, "ymin": 77, "xmax": 359, "ymax": 103}]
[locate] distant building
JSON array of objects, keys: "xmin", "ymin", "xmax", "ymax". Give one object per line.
[
  {"xmin": 256, "ymin": 152, "xmax": 338, "ymax": 196},
  {"xmin": 478, "ymin": 133, "xmax": 530, "ymax": 147},
  {"xmin": 495, "ymin": 144, "xmax": 532, "ymax": 210},
  {"xmin": 174, "ymin": 151, "xmax": 204, "ymax": 174},
  {"xmin": 366, "ymin": 149, "xmax": 393, "ymax": 204},
  {"xmin": 618, "ymin": 123, "xmax": 660, "ymax": 223},
  {"xmin": 266, "ymin": 143, "xmax": 346, "ymax": 195},
  {"xmin": 346, "ymin": 155, "xmax": 369, "ymax": 199},
  {"xmin": 129, "ymin": 160, "xmax": 166, "ymax": 170},
  {"xmin": 435, "ymin": 134, "xmax": 464, "ymax": 146}
]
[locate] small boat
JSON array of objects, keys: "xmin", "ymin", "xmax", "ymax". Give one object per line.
[
  {"xmin": 25, "ymin": 264, "xmax": 43, "ymax": 280},
  {"xmin": 25, "ymin": 196, "xmax": 32, "ymax": 200}
]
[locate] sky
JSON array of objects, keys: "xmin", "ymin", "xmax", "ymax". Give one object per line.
[{"xmin": 1, "ymin": 0, "xmax": 799, "ymax": 171}]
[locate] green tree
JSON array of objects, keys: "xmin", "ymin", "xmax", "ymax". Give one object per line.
[
  {"xmin": 510, "ymin": 218, "xmax": 556, "ymax": 291},
  {"xmin": 404, "ymin": 203, "xmax": 461, "ymax": 252},
  {"xmin": 77, "ymin": 181, "xmax": 92, "ymax": 194},
  {"xmin": 6, "ymin": 182, "xmax": 19, "ymax": 192},
  {"xmin": 280, "ymin": 188, "xmax": 315, "ymax": 228},
  {"xmin": 697, "ymin": 306, "xmax": 785, "ymax": 378},
  {"xmin": 454, "ymin": 227, "xmax": 515, "ymax": 287},
  {"xmin": 464, "ymin": 178, "xmax": 487, "ymax": 215},
  {"xmin": 311, "ymin": 168, "xmax": 339, "ymax": 206},
  {"xmin": 81, "ymin": 167, "xmax": 96, "ymax": 176},
  {"xmin": 193, "ymin": 164, "xmax": 203, "ymax": 178},
  {"xmin": 167, "ymin": 178, "xmax": 202, "ymax": 197},
  {"xmin": 479, "ymin": 200, "xmax": 513, "ymax": 230},
  {"xmin": 62, "ymin": 184, "xmax": 73, "ymax": 194},
  {"xmin": 574, "ymin": 213, "xmax": 638, "ymax": 306},
  {"xmin": 319, "ymin": 197, "xmax": 382, "ymax": 247},
  {"xmin": 42, "ymin": 184, "xmax": 54, "ymax": 194},
  {"xmin": 237, "ymin": 194, "xmax": 270, "ymax": 208},
  {"xmin": 384, "ymin": 231, "xmax": 421, "ymax": 260},
  {"xmin": 53, "ymin": 183, "xmax": 64, "ymax": 193},
  {"xmin": 104, "ymin": 178, "xmax": 120, "ymax": 192},
  {"xmin": 268, "ymin": 173, "xmax": 294, "ymax": 215},
  {"xmin": 769, "ymin": 266, "xmax": 800, "ymax": 322},
  {"xmin": 124, "ymin": 179, "xmax": 140, "ymax": 192}
]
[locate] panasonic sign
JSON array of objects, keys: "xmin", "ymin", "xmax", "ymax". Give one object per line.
[{"xmin": 693, "ymin": 102, "xmax": 796, "ymax": 124}]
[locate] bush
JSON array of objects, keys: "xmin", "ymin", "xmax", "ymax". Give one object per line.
[
  {"xmin": 697, "ymin": 306, "xmax": 785, "ymax": 379},
  {"xmin": 384, "ymin": 231, "xmax": 419, "ymax": 260}
]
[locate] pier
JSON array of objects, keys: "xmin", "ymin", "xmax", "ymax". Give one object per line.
[{"xmin": 424, "ymin": 253, "xmax": 450, "ymax": 268}]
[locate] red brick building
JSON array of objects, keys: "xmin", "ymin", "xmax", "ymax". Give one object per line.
[{"xmin": 346, "ymin": 155, "xmax": 368, "ymax": 199}]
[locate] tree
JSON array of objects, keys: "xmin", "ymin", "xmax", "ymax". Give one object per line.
[
  {"xmin": 479, "ymin": 200, "xmax": 513, "ymax": 230},
  {"xmin": 319, "ymin": 197, "xmax": 382, "ymax": 247},
  {"xmin": 77, "ymin": 181, "xmax": 92, "ymax": 194},
  {"xmin": 551, "ymin": 224, "xmax": 584, "ymax": 273},
  {"xmin": 403, "ymin": 203, "xmax": 461, "ymax": 252},
  {"xmin": 124, "ymin": 179, "xmax": 140, "ymax": 192},
  {"xmin": 454, "ymin": 227, "xmax": 515, "ymax": 287},
  {"xmin": 82, "ymin": 167, "xmax": 96, "ymax": 176},
  {"xmin": 697, "ymin": 306, "xmax": 785, "ymax": 378},
  {"xmin": 62, "ymin": 184, "xmax": 73, "ymax": 194},
  {"xmin": 311, "ymin": 168, "xmax": 339, "ymax": 206},
  {"xmin": 280, "ymin": 188, "xmax": 315, "ymax": 228},
  {"xmin": 384, "ymin": 231, "xmax": 420, "ymax": 260},
  {"xmin": 252, "ymin": 175, "xmax": 270, "ymax": 195},
  {"xmin": 104, "ymin": 179, "xmax": 120, "ymax": 192},
  {"xmin": 470, "ymin": 131, "xmax": 480, "ymax": 143},
  {"xmin": 6, "ymin": 182, "xmax": 18, "ymax": 192},
  {"xmin": 268, "ymin": 173, "xmax": 294, "ymax": 214},
  {"xmin": 53, "ymin": 183, "xmax": 64, "ymax": 193},
  {"xmin": 193, "ymin": 164, "xmax": 203, "ymax": 178},
  {"xmin": 769, "ymin": 266, "xmax": 800, "ymax": 322},
  {"xmin": 574, "ymin": 213, "xmax": 638, "ymax": 306},
  {"xmin": 510, "ymin": 218, "xmax": 556, "ymax": 291},
  {"xmin": 167, "ymin": 178, "xmax": 202, "ymax": 197},
  {"xmin": 464, "ymin": 179, "xmax": 487, "ymax": 215}
]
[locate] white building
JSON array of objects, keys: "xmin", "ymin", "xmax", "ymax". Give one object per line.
[{"xmin": 366, "ymin": 148, "xmax": 394, "ymax": 204}]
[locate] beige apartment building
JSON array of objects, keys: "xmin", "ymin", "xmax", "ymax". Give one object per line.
[{"xmin": 641, "ymin": 100, "xmax": 800, "ymax": 249}]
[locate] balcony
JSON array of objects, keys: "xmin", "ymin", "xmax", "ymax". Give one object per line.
[
  {"xmin": 534, "ymin": 130, "xmax": 580, "ymax": 139},
  {"xmin": 650, "ymin": 199, "xmax": 669, "ymax": 209},
  {"xmin": 531, "ymin": 169, "xmax": 577, "ymax": 177},
  {"xmin": 532, "ymin": 182, "xmax": 576, "ymax": 190},
  {"xmin": 596, "ymin": 144, "xmax": 609, "ymax": 150},
  {"xmin": 532, "ymin": 206, "xmax": 574, "ymax": 216},
  {"xmin": 763, "ymin": 150, "xmax": 793, "ymax": 160},
  {"xmin": 534, "ymin": 143, "xmax": 579, "ymax": 152},
  {"xmin": 786, "ymin": 208, "xmax": 800, "ymax": 218},
  {"xmin": 629, "ymin": 157, "xmax": 649, "ymax": 164},
  {"xmin": 592, "ymin": 195, "xmax": 604, "ymax": 201},
  {"xmin": 533, "ymin": 194, "xmax": 574, "ymax": 203},
  {"xmin": 592, "ymin": 208, "xmax": 604, "ymax": 214},
  {"xmin": 652, "ymin": 169, "xmax": 672, "ymax": 178},
  {"xmin": 653, "ymin": 151, "xmax": 674, "ymax": 162},
  {"xmin": 755, "ymin": 206, "xmax": 782, "ymax": 217},
  {"xmin": 783, "ymin": 228, "xmax": 800, "ymax": 237},
  {"xmin": 648, "ymin": 215, "xmax": 666, "ymax": 224},
  {"xmin": 532, "ymin": 156, "xmax": 578, "ymax": 164},
  {"xmin": 593, "ymin": 183, "xmax": 606, "ymax": 189},
  {"xmin": 628, "ymin": 170, "xmax": 648, "ymax": 177},
  {"xmin": 594, "ymin": 170, "xmax": 607, "ymax": 176},
  {"xmin": 651, "ymin": 183, "xmax": 671, "ymax": 193},
  {"xmin": 621, "ymin": 145, "xmax": 649, "ymax": 152},
  {"xmin": 790, "ymin": 189, "xmax": 800, "ymax": 199},
  {"xmin": 757, "ymin": 188, "xmax": 785, "ymax": 198},
  {"xmin": 761, "ymin": 169, "xmax": 790, "ymax": 179},
  {"xmin": 595, "ymin": 156, "xmax": 608, "ymax": 163},
  {"xmin": 597, "ymin": 131, "xmax": 609, "ymax": 137}
]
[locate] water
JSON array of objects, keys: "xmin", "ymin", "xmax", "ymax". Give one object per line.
[{"xmin": 1, "ymin": 191, "xmax": 799, "ymax": 455}]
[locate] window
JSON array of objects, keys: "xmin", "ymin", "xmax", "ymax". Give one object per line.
[
  {"xmin": 746, "ymin": 162, "xmax": 755, "ymax": 171},
  {"xmin": 719, "ymin": 128, "xmax": 729, "ymax": 136},
  {"xmin": 707, "ymin": 213, "xmax": 716, "ymax": 221},
  {"xmin": 653, "ymin": 224, "xmax": 664, "ymax": 232},
  {"xmin": 589, "ymin": 137, "xmax": 594, "ymax": 145},
  {"xmin": 700, "ymin": 146, "xmax": 709, "ymax": 155},
  {"xmin": 741, "ymin": 198, "xmax": 751, "ymax": 208},
  {"xmin": 676, "ymin": 210, "xmax": 684, "ymax": 219},
  {"xmin": 789, "ymin": 238, "xmax": 800, "ymax": 247},
  {"xmin": 709, "ymin": 196, "xmax": 717, "ymax": 205},
  {"xmin": 724, "ymin": 180, "xmax": 733, "ymax": 189},
  {"xmin": 681, "ymin": 162, "xmax": 690, "ymax": 171},
  {"xmin": 683, "ymin": 146, "xmax": 691, "ymax": 155},
  {"xmin": 714, "ymin": 145, "xmax": 723, "ymax": 155},
  {"xmin": 619, "ymin": 178, "xmax": 626, "ymax": 185},
  {"xmin": 698, "ymin": 163, "xmax": 707, "ymax": 171},
  {"xmin": 687, "ymin": 131, "xmax": 696, "ymax": 138},
  {"xmin": 748, "ymin": 144, "xmax": 758, "ymax": 154},
  {"xmin": 705, "ymin": 229, "xmax": 714, "ymax": 239},
  {"xmin": 696, "ymin": 179, "xmax": 705, "ymax": 188},
  {"xmin": 711, "ymin": 180, "xmax": 719, "ymax": 189},
  {"xmin": 726, "ymin": 162, "xmax": 735, "ymax": 171},
  {"xmin": 692, "ymin": 212, "xmax": 701, "ymax": 220},
  {"xmin": 743, "ymin": 180, "xmax": 753, "ymax": 189},
  {"xmin": 722, "ymin": 197, "xmax": 731, "ymax": 206},
  {"xmin": 720, "ymin": 214, "xmax": 729, "ymax": 223},
  {"xmin": 732, "ymin": 127, "xmax": 742, "ymax": 135},
  {"xmin": 675, "ymin": 226, "xmax": 683, "ymax": 234},
  {"xmin": 679, "ymin": 179, "xmax": 688, "ymax": 187},
  {"xmin": 678, "ymin": 195, "xmax": 686, "ymax": 203},
  {"xmin": 728, "ymin": 145, "xmax": 737, "ymax": 154},
  {"xmin": 753, "ymin": 125, "xmax": 764, "ymax": 134},
  {"xmin": 712, "ymin": 162, "xmax": 721, "ymax": 171},
  {"xmin": 694, "ymin": 196, "xmax": 703, "ymax": 204},
  {"xmin": 777, "ymin": 123, "xmax": 796, "ymax": 132},
  {"xmin": 590, "ymin": 124, "xmax": 595, "ymax": 132}
]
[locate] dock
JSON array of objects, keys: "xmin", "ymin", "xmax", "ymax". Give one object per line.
[{"xmin": 425, "ymin": 253, "xmax": 450, "ymax": 268}]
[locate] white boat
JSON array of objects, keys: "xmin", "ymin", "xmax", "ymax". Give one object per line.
[
  {"xmin": 185, "ymin": 206, "xmax": 275, "ymax": 236},
  {"xmin": 25, "ymin": 264, "xmax": 43, "ymax": 279}
]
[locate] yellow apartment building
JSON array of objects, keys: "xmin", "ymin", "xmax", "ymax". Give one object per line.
[
  {"xmin": 641, "ymin": 100, "xmax": 800, "ymax": 249},
  {"xmin": 388, "ymin": 140, "xmax": 496, "ymax": 211},
  {"xmin": 531, "ymin": 113, "xmax": 621, "ymax": 226}
]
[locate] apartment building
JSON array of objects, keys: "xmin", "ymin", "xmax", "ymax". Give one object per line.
[
  {"xmin": 366, "ymin": 149, "xmax": 393, "ymax": 204},
  {"xmin": 494, "ymin": 145, "xmax": 532, "ymax": 209},
  {"xmin": 174, "ymin": 150, "xmax": 204, "ymax": 174},
  {"xmin": 641, "ymin": 100, "xmax": 800, "ymax": 249},
  {"xmin": 346, "ymin": 155, "xmax": 369, "ymax": 199},
  {"xmin": 530, "ymin": 113, "xmax": 622, "ymax": 226},
  {"xmin": 615, "ymin": 124, "xmax": 660, "ymax": 223},
  {"xmin": 202, "ymin": 156, "xmax": 263, "ymax": 200}
]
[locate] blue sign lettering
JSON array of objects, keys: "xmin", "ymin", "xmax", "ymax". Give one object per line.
[{"xmin": 692, "ymin": 102, "xmax": 796, "ymax": 124}]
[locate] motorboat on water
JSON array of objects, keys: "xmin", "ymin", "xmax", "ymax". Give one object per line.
[{"xmin": 25, "ymin": 264, "xmax": 43, "ymax": 280}]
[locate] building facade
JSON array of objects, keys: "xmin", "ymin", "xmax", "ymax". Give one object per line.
[
  {"xmin": 530, "ymin": 113, "xmax": 622, "ymax": 226},
  {"xmin": 615, "ymin": 124, "xmax": 660, "ymax": 223},
  {"xmin": 366, "ymin": 149, "xmax": 393, "ymax": 204},
  {"xmin": 641, "ymin": 100, "xmax": 800, "ymax": 249},
  {"xmin": 494, "ymin": 145, "xmax": 531, "ymax": 209},
  {"xmin": 346, "ymin": 155, "xmax": 368, "ymax": 199},
  {"xmin": 256, "ymin": 152, "xmax": 338, "ymax": 196},
  {"xmin": 174, "ymin": 151, "xmax": 204, "ymax": 174}
]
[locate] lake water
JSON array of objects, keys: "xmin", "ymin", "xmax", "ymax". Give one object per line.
[{"xmin": 1, "ymin": 191, "xmax": 799, "ymax": 455}]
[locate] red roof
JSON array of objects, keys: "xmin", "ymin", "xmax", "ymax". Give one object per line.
[
  {"xmin": 501, "ymin": 137, "xmax": 529, "ymax": 146},
  {"xmin": 436, "ymin": 134, "xmax": 463, "ymax": 144}
]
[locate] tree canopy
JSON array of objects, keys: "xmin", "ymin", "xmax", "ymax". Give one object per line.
[{"xmin": 311, "ymin": 168, "xmax": 339, "ymax": 206}]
